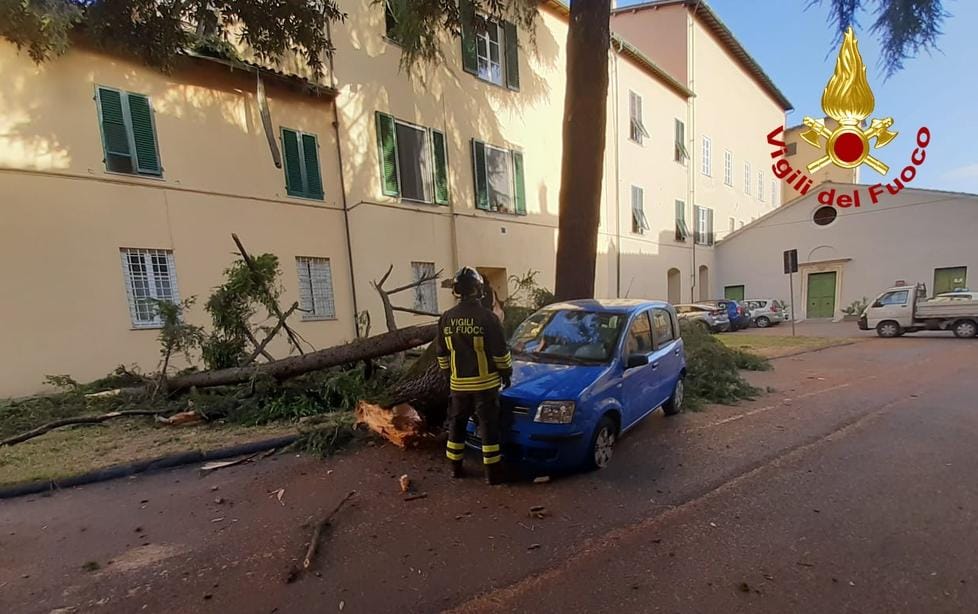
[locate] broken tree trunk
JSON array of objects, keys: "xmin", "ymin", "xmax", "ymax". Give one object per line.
[
  {"xmin": 384, "ymin": 344, "xmax": 450, "ymax": 428},
  {"xmin": 166, "ymin": 324, "xmax": 437, "ymax": 393}
]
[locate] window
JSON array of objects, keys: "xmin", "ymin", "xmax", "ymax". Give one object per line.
[
  {"xmin": 384, "ymin": 0, "xmax": 402, "ymax": 41},
  {"xmin": 120, "ymin": 248, "xmax": 178, "ymax": 328},
  {"xmin": 411, "ymin": 262, "xmax": 438, "ymax": 313},
  {"xmin": 296, "ymin": 257, "xmax": 336, "ymax": 320},
  {"xmin": 375, "ymin": 112, "xmax": 449, "ymax": 205},
  {"xmin": 674, "ymin": 199, "xmax": 689, "ymax": 241},
  {"xmin": 723, "ymin": 150, "xmax": 733, "ymax": 186},
  {"xmin": 693, "ymin": 205, "xmax": 714, "ymax": 246},
  {"xmin": 758, "ymin": 171, "xmax": 764, "ymax": 202},
  {"xmin": 813, "ymin": 205, "xmax": 837, "ymax": 226},
  {"xmin": 674, "ymin": 119, "xmax": 688, "ymax": 162},
  {"xmin": 626, "ymin": 312, "xmax": 654, "ymax": 355},
  {"xmin": 651, "ymin": 308, "xmax": 675, "ymax": 347},
  {"xmin": 460, "ymin": 5, "xmax": 520, "ymax": 90},
  {"xmin": 631, "ymin": 186, "xmax": 650, "ymax": 234},
  {"xmin": 95, "ymin": 87, "xmax": 162, "ymax": 177},
  {"xmin": 786, "ymin": 142, "xmax": 798, "ymax": 156},
  {"xmin": 281, "ymin": 128, "xmax": 324, "ymax": 200},
  {"xmin": 472, "ymin": 140, "xmax": 526, "ymax": 215},
  {"xmin": 744, "ymin": 161, "xmax": 752, "ymax": 195},
  {"xmin": 701, "ymin": 135, "xmax": 712, "ymax": 176},
  {"xmin": 628, "ymin": 91, "xmax": 649, "ymax": 144},
  {"xmin": 877, "ymin": 290, "xmax": 909, "ymax": 306}
]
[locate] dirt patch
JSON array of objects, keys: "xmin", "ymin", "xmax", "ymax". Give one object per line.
[{"xmin": 101, "ymin": 543, "xmax": 187, "ymax": 575}]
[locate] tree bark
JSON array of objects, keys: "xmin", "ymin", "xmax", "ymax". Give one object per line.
[
  {"xmin": 554, "ymin": 0, "xmax": 611, "ymax": 301},
  {"xmin": 166, "ymin": 324, "xmax": 438, "ymax": 393}
]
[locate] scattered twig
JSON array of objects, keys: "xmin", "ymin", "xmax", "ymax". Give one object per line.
[
  {"xmin": 0, "ymin": 410, "xmax": 161, "ymax": 447},
  {"xmin": 302, "ymin": 491, "xmax": 356, "ymax": 571},
  {"xmin": 199, "ymin": 452, "xmax": 261, "ymax": 473},
  {"xmin": 796, "ymin": 561, "xmax": 816, "ymax": 568},
  {"xmin": 403, "ymin": 493, "xmax": 428, "ymax": 502}
]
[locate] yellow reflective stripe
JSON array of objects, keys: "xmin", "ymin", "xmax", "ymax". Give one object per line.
[
  {"xmin": 445, "ymin": 337, "xmax": 457, "ymax": 379},
  {"xmin": 446, "ymin": 440, "xmax": 466, "ymax": 451},
  {"xmin": 450, "ymin": 378, "xmax": 501, "ymax": 392},
  {"xmin": 482, "ymin": 444, "xmax": 500, "ymax": 453},
  {"xmin": 474, "ymin": 336, "xmax": 489, "ymax": 377},
  {"xmin": 451, "ymin": 373, "xmax": 501, "ymax": 384},
  {"xmin": 483, "ymin": 455, "xmax": 502, "ymax": 465},
  {"xmin": 446, "ymin": 451, "xmax": 464, "ymax": 461}
]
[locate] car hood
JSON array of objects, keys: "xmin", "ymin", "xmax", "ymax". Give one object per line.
[{"xmin": 504, "ymin": 359, "xmax": 609, "ymax": 403}]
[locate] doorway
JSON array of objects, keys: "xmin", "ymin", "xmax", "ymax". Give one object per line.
[
  {"xmin": 667, "ymin": 268, "xmax": 681, "ymax": 304},
  {"xmin": 933, "ymin": 266, "xmax": 967, "ymax": 295},
  {"xmin": 806, "ymin": 271, "xmax": 837, "ymax": 318},
  {"xmin": 724, "ymin": 285, "xmax": 745, "ymax": 301},
  {"xmin": 698, "ymin": 265, "xmax": 710, "ymax": 302}
]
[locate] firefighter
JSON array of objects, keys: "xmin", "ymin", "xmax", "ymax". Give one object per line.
[{"xmin": 436, "ymin": 267, "xmax": 513, "ymax": 485}]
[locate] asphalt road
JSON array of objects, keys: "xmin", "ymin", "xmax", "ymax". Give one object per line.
[{"xmin": 1, "ymin": 335, "xmax": 976, "ymax": 614}]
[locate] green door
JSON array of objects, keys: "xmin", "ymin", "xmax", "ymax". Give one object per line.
[
  {"xmin": 724, "ymin": 285, "xmax": 745, "ymax": 301},
  {"xmin": 934, "ymin": 267, "xmax": 967, "ymax": 294},
  {"xmin": 806, "ymin": 272, "xmax": 836, "ymax": 318}
]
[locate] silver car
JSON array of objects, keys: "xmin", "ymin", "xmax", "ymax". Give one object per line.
[
  {"xmin": 745, "ymin": 298, "xmax": 788, "ymax": 328},
  {"xmin": 675, "ymin": 303, "xmax": 731, "ymax": 333}
]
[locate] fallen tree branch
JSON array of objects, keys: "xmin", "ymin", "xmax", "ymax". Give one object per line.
[
  {"xmin": 1, "ymin": 410, "xmax": 161, "ymax": 447},
  {"xmin": 166, "ymin": 324, "xmax": 437, "ymax": 393},
  {"xmin": 303, "ymin": 490, "xmax": 356, "ymax": 570},
  {"xmin": 391, "ymin": 306, "xmax": 441, "ymax": 318},
  {"xmin": 243, "ymin": 302, "xmax": 300, "ymax": 366}
]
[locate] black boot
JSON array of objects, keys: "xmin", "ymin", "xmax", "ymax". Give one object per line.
[
  {"xmin": 450, "ymin": 460, "xmax": 465, "ymax": 479},
  {"xmin": 484, "ymin": 462, "xmax": 505, "ymax": 485}
]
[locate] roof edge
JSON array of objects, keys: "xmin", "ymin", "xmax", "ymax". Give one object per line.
[{"xmin": 612, "ymin": 34, "xmax": 695, "ymax": 99}]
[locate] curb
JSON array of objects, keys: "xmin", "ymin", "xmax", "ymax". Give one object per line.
[{"xmin": 0, "ymin": 434, "xmax": 298, "ymax": 500}]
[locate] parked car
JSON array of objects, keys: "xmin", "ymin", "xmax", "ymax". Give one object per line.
[
  {"xmin": 860, "ymin": 283, "xmax": 978, "ymax": 338},
  {"xmin": 675, "ymin": 303, "xmax": 730, "ymax": 333},
  {"xmin": 467, "ymin": 299, "xmax": 687, "ymax": 472},
  {"xmin": 745, "ymin": 298, "xmax": 789, "ymax": 328},
  {"xmin": 702, "ymin": 299, "xmax": 751, "ymax": 330}
]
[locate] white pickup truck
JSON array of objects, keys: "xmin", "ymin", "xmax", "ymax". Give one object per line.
[{"xmin": 859, "ymin": 283, "xmax": 978, "ymax": 338}]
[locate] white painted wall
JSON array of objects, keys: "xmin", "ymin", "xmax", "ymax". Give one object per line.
[{"xmin": 715, "ymin": 184, "xmax": 978, "ymax": 319}]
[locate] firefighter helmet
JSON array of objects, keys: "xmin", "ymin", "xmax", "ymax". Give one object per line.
[{"xmin": 452, "ymin": 267, "xmax": 484, "ymax": 298}]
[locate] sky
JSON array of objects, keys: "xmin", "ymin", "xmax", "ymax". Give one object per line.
[{"xmin": 616, "ymin": 0, "xmax": 978, "ymax": 194}]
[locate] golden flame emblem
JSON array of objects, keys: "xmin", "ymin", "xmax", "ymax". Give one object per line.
[{"xmin": 800, "ymin": 27, "xmax": 897, "ymax": 174}]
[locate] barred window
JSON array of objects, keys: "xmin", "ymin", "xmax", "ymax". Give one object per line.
[
  {"xmin": 120, "ymin": 248, "xmax": 179, "ymax": 328},
  {"xmin": 296, "ymin": 257, "xmax": 336, "ymax": 320}
]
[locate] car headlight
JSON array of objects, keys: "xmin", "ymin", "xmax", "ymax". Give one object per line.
[{"xmin": 535, "ymin": 401, "xmax": 576, "ymax": 424}]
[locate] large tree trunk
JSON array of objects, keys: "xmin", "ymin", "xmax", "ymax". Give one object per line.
[
  {"xmin": 166, "ymin": 324, "xmax": 437, "ymax": 393},
  {"xmin": 554, "ymin": 0, "xmax": 611, "ymax": 301}
]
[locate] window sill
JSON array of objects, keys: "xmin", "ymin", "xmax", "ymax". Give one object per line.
[
  {"xmin": 104, "ymin": 169, "xmax": 165, "ymax": 182},
  {"xmin": 477, "ymin": 208, "xmax": 526, "ymax": 218},
  {"xmin": 302, "ymin": 315, "xmax": 338, "ymax": 322},
  {"xmin": 287, "ymin": 191, "xmax": 325, "ymax": 202},
  {"xmin": 130, "ymin": 324, "xmax": 163, "ymax": 331},
  {"xmin": 468, "ymin": 71, "xmax": 516, "ymax": 92},
  {"xmin": 384, "ymin": 35, "xmax": 403, "ymax": 48}
]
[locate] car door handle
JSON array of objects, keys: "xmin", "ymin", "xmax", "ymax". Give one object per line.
[
  {"xmin": 651, "ymin": 362, "xmax": 659, "ymax": 369},
  {"xmin": 674, "ymin": 349, "xmax": 680, "ymax": 356}
]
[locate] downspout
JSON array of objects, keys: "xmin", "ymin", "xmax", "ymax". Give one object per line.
[
  {"xmin": 612, "ymin": 39, "xmax": 623, "ymax": 298},
  {"xmin": 326, "ymin": 22, "xmax": 361, "ymax": 338},
  {"xmin": 444, "ymin": 96, "xmax": 460, "ymax": 275},
  {"xmin": 687, "ymin": 5, "xmax": 697, "ymax": 302}
]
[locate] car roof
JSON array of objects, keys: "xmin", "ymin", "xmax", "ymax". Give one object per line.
[
  {"xmin": 544, "ymin": 298, "xmax": 672, "ymax": 313},
  {"xmin": 675, "ymin": 303, "xmax": 715, "ymax": 309}
]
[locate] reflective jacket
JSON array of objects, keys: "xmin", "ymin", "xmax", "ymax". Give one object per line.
[{"xmin": 436, "ymin": 298, "xmax": 512, "ymax": 392}]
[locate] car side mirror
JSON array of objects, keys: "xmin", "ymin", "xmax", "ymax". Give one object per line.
[{"xmin": 626, "ymin": 354, "xmax": 649, "ymax": 369}]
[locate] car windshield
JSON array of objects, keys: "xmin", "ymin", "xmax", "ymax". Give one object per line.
[{"xmin": 510, "ymin": 309, "xmax": 626, "ymax": 364}]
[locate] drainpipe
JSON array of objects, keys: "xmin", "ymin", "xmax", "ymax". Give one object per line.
[
  {"xmin": 611, "ymin": 39, "xmax": 623, "ymax": 298},
  {"xmin": 687, "ymin": 5, "xmax": 697, "ymax": 302},
  {"xmin": 326, "ymin": 22, "xmax": 361, "ymax": 338}
]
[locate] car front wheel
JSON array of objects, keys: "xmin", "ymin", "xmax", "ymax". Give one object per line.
[
  {"xmin": 588, "ymin": 416, "xmax": 617, "ymax": 470},
  {"xmin": 755, "ymin": 316, "xmax": 770, "ymax": 328},
  {"xmin": 876, "ymin": 321, "xmax": 902, "ymax": 338}
]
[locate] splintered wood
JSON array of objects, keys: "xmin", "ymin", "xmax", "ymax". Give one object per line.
[{"xmin": 355, "ymin": 401, "xmax": 423, "ymax": 448}]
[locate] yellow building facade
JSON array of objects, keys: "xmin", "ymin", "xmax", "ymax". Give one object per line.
[{"xmin": 0, "ymin": 0, "xmax": 788, "ymax": 397}]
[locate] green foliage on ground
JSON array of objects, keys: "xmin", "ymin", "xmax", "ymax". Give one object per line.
[{"xmin": 680, "ymin": 322, "xmax": 770, "ymax": 410}]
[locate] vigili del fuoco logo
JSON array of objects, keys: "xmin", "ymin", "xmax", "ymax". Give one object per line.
[{"xmin": 766, "ymin": 27, "xmax": 931, "ymax": 208}]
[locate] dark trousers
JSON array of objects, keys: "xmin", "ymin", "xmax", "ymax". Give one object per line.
[{"xmin": 446, "ymin": 389, "xmax": 502, "ymax": 466}]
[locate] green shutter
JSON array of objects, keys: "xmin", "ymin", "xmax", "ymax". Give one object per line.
[
  {"xmin": 96, "ymin": 87, "xmax": 134, "ymax": 173},
  {"xmin": 693, "ymin": 205, "xmax": 701, "ymax": 244},
  {"xmin": 472, "ymin": 139, "xmax": 489, "ymax": 211},
  {"xmin": 282, "ymin": 128, "xmax": 304, "ymax": 196},
  {"xmin": 431, "ymin": 130, "xmax": 449, "ymax": 205},
  {"xmin": 674, "ymin": 200, "xmax": 686, "ymax": 241},
  {"xmin": 460, "ymin": 0, "xmax": 478, "ymax": 75},
  {"xmin": 126, "ymin": 93, "xmax": 161, "ymax": 175},
  {"xmin": 375, "ymin": 112, "xmax": 400, "ymax": 196},
  {"xmin": 707, "ymin": 208, "xmax": 715, "ymax": 245},
  {"xmin": 512, "ymin": 150, "xmax": 526, "ymax": 215},
  {"xmin": 503, "ymin": 21, "xmax": 520, "ymax": 90},
  {"xmin": 301, "ymin": 133, "xmax": 323, "ymax": 199}
]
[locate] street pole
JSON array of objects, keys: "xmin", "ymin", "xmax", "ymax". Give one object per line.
[{"xmin": 789, "ymin": 270, "xmax": 796, "ymax": 337}]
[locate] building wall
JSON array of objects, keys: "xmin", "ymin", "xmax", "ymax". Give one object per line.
[
  {"xmin": 715, "ymin": 185, "xmax": 978, "ymax": 319},
  {"xmin": 781, "ymin": 119, "xmax": 859, "ymax": 203},
  {"xmin": 610, "ymin": 3, "xmax": 689, "ymax": 85},
  {"xmin": 0, "ymin": 41, "xmax": 351, "ymax": 397}
]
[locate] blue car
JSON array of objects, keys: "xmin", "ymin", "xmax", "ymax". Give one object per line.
[{"xmin": 467, "ymin": 299, "xmax": 687, "ymax": 472}]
